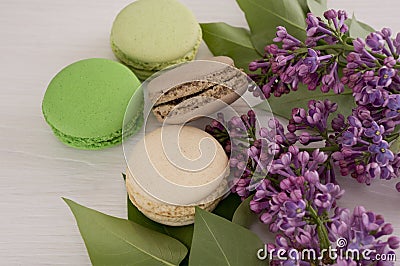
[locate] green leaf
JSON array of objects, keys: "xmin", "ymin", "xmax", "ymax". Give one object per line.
[
  {"xmin": 189, "ymin": 208, "xmax": 265, "ymax": 266},
  {"xmin": 298, "ymin": 0, "xmax": 310, "ymax": 14},
  {"xmin": 127, "ymin": 193, "xmax": 241, "ymax": 266},
  {"xmin": 126, "ymin": 192, "xmax": 241, "ymax": 248},
  {"xmin": 212, "ymin": 193, "xmax": 242, "ymax": 220},
  {"xmin": 200, "ymin": 22, "xmax": 261, "ymax": 72},
  {"xmin": 390, "ymin": 136, "xmax": 400, "ymax": 153},
  {"xmin": 236, "ymin": 0, "xmax": 306, "ymax": 55},
  {"xmin": 232, "ymin": 196, "xmax": 259, "ymax": 228},
  {"xmin": 306, "ymin": 0, "xmax": 327, "ymax": 17},
  {"xmin": 63, "ymin": 198, "xmax": 188, "ymax": 266},
  {"xmin": 348, "ymin": 14, "xmax": 375, "ymax": 39},
  {"xmin": 257, "ymin": 85, "xmax": 356, "ymax": 121}
]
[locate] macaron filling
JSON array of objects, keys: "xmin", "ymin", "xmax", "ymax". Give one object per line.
[{"xmin": 152, "ymin": 81, "xmax": 234, "ymax": 121}]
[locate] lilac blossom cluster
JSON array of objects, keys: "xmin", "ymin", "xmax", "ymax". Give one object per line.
[
  {"xmin": 206, "ymin": 100, "xmax": 400, "ymax": 192},
  {"xmin": 249, "ymin": 10, "xmax": 351, "ymax": 98},
  {"xmin": 244, "ymin": 7, "xmax": 400, "ymax": 191},
  {"xmin": 205, "ymin": 109, "xmax": 399, "ymax": 265},
  {"xmin": 206, "ymin": 9, "xmax": 400, "ymax": 264}
]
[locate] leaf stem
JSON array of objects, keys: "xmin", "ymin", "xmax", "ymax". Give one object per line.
[{"xmin": 307, "ymin": 204, "xmax": 331, "ymax": 251}]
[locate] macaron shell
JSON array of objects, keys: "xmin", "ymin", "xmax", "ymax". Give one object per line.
[
  {"xmin": 111, "ymin": 0, "xmax": 201, "ymax": 64},
  {"xmin": 126, "ymin": 169, "xmax": 225, "ymax": 226},
  {"xmin": 42, "ymin": 58, "xmax": 143, "ymax": 149},
  {"xmin": 111, "ymin": 33, "xmax": 201, "ymax": 75},
  {"xmin": 49, "ymin": 111, "xmax": 143, "ymax": 150}
]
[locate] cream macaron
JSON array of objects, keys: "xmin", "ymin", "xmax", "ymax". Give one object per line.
[{"xmin": 126, "ymin": 125, "xmax": 229, "ymax": 226}]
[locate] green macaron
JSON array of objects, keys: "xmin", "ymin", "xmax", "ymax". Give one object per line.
[
  {"xmin": 110, "ymin": 0, "xmax": 202, "ymax": 80},
  {"xmin": 42, "ymin": 58, "xmax": 143, "ymax": 150}
]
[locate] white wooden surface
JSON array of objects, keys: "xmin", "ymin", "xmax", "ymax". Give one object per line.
[{"xmin": 1, "ymin": 0, "xmax": 400, "ymax": 265}]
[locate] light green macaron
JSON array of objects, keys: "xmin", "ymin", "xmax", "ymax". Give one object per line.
[
  {"xmin": 42, "ymin": 58, "xmax": 144, "ymax": 150},
  {"xmin": 110, "ymin": 0, "xmax": 202, "ymax": 80}
]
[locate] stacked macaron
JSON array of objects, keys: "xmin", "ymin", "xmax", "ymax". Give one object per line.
[{"xmin": 110, "ymin": 0, "xmax": 202, "ymax": 80}]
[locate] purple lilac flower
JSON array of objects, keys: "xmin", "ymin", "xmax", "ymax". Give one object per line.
[
  {"xmin": 387, "ymin": 95, "xmax": 400, "ymax": 118},
  {"xmin": 329, "ymin": 207, "xmax": 399, "ymax": 265},
  {"xmin": 369, "ymin": 141, "xmax": 394, "ymax": 165},
  {"xmin": 249, "ymin": 10, "xmax": 350, "ymax": 98},
  {"xmin": 364, "ymin": 121, "xmax": 384, "ymax": 143},
  {"xmin": 206, "ymin": 108, "xmax": 400, "ymax": 265}
]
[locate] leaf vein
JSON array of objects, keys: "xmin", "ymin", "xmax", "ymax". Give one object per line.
[
  {"xmin": 199, "ymin": 214, "xmax": 232, "ymax": 266},
  {"xmin": 202, "ymin": 28, "xmax": 255, "ymax": 50}
]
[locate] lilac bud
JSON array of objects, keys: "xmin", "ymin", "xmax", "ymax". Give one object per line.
[
  {"xmin": 297, "ymin": 64, "xmax": 309, "ymax": 76},
  {"xmin": 299, "ymin": 132, "xmax": 311, "ymax": 145},
  {"xmin": 356, "ymin": 164, "xmax": 365, "ymax": 175},
  {"xmin": 237, "ymin": 161, "xmax": 247, "ymax": 170},
  {"xmin": 248, "ymin": 146, "xmax": 259, "ymax": 158},
  {"xmin": 250, "ymin": 200, "xmax": 264, "ymax": 213},
  {"xmin": 354, "ymin": 206, "xmax": 366, "ymax": 217},
  {"xmin": 280, "ymin": 178, "xmax": 291, "ymax": 190},
  {"xmin": 388, "ymin": 236, "xmax": 400, "ymax": 249},
  {"xmin": 260, "ymin": 212, "xmax": 273, "ymax": 224},
  {"xmin": 304, "ymin": 170, "xmax": 319, "ymax": 184},
  {"xmin": 348, "ymin": 116, "xmax": 362, "ymax": 128},
  {"xmin": 340, "ymin": 24, "xmax": 349, "ymax": 33},
  {"xmin": 338, "ymin": 10, "xmax": 348, "ymax": 20},
  {"xmin": 363, "ymin": 70, "xmax": 375, "ymax": 81},
  {"xmin": 249, "ymin": 61, "xmax": 259, "ymax": 71},
  {"xmin": 230, "ymin": 116, "xmax": 245, "ymax": 128},
  {"xmin": 332, "ymin": 114, "xmax": 346, "ymax": 131},
  {"xmin": 291, "ymin": 189, "xmax": 302, "ymax": 201},
  {"xmin": 287, "ymin": 124, "xmax": 297, "ymax": 133},
  {"xmin": 347, "ymin": 52, "xmax": 360, "ymax": 62},
  {"xmin": 324, "ymin": 9, "xmax": 337, "ymax": 20},
  {"xmin": 276, "ymin": 235, "xmax": 289, "ymax": 248},
  {"xmin": 366, "ymin": 32, "xmax": 385, "ymax": 51},
  {"xmin": 332, "ymin": 151, "xmax": 344, "ymax": 161},
  {"xmin": 275, "ymin": 27, "xmax": 287, "ymax": 38},
  {"xmin": 259, "ymin": 128, "xmax": 269, "ymax": 138},
  {"xmin": 266, "ymin": 44, "xmax": 279, "ymax": 54},
  {"xmin": 381, "ymin": 223, "xmax": 394, "ymax": 235},
  {"xmin": 396, "ymin": 182, "xmax": 400, "ymax": 192},
  {"xmin": 381, "ymin": 27, "xmax": 392, "ymax": 38},
  {"xmin": 313, "ymin": 149, "xmax": 328, "ymax": 163},
  {"xmin": 366, "ymin": 162, "xmax": 381, "ymax": 179},
  {"xmin": 353, "ymin": 38, "xmax": 365, "ymax": 53},
  {"xmin": 230, "ymin": 158, "xmax": 239, "ymax": 167},
  {"xmin": 384, "ymin": 56, "xmax": 396, "ymax": 68},
  {"xmin": 284, "ymin": 133, "xmax": 296, "ymax": 144},
  {"xmin": 248, "ymin": 110, "xmax": 256, "ymax": 126},
  {"xmin": 298, "ymin": 152, "xmax": 310, "ymax": 164},
  {"xmin": 292, "ymin": 108, "xmax": 306, "ymax": 123},
  {"xmin": 281, "ymin": 153, "xmax": 292, "ymax": 166},
  {"xmin": 268, "ymin": 119, "xmax": 279, "ymax": 129},
  {"xmin": 224, "ymin": 143, "xmax": 231, "ymax": 153}
]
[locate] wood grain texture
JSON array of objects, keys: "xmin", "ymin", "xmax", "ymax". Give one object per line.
[{"xmin": 0, "ymin": 0, "xmax": 399, "ymax": 265}]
